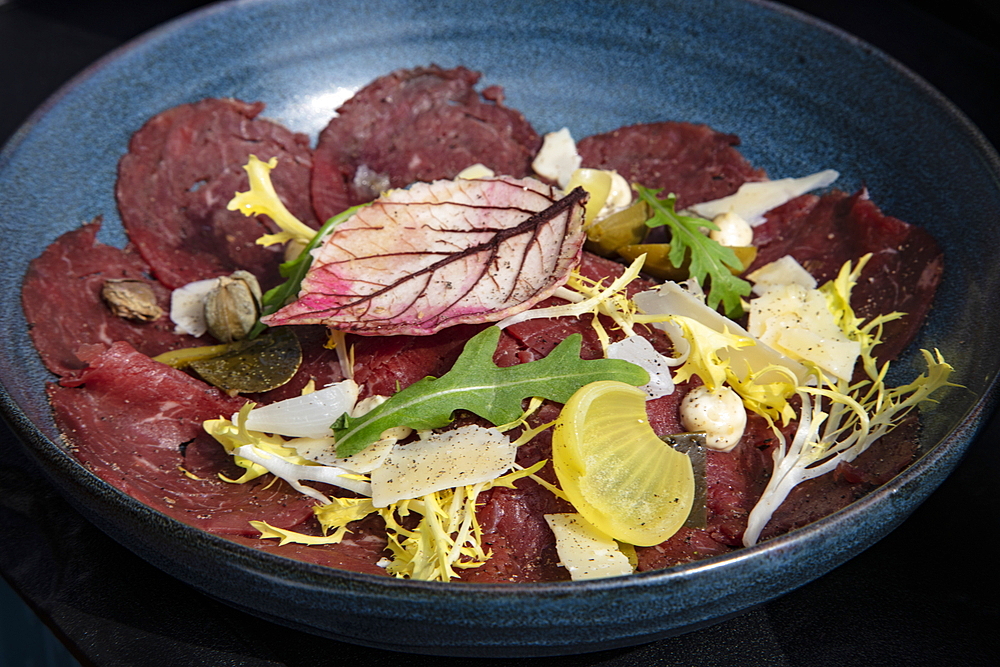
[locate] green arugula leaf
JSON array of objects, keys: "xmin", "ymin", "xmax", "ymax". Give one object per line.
[
  {"xmin": 332, "ymin": 326, "xmax": 650, "ymax": 457},
  {"xmin": 636, "ymin": 185, "xmax": 751, "ymax": 318},
  {"xmin": 248, "ymin": 203, "xmax": 369, "ymax": 339}
]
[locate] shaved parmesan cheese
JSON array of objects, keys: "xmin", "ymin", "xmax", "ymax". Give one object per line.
[
  {"xmin": 544, "ymin": 514, "xmax": 633, "ymax": 581},
  {"xmin": 634, "ymin": 281, "xmax": 811, "ymax": 387},
  {"xmin": 747, "ymin": 284, "xmax": 861, "ymax": 381},
  {"xmin": 241, "ymin": 380, "xmax": 359, "ymax": 438},
  {"xmin": 688, "ymin": 169, "xmax": 839, "ymax": 226},
  {"xmin": 291, "ymin": 433, "xmax": 398, "ymax": 473},
  {"xmin": 370, "ymin": 425, "xmax": 517, "ymax": 507},
  {"xmin": 532, "ymin": 128, "xmax": 581, "ymax": 189},
  {"xmin": 747, "ymin": 255, "xmax": 817, "ymax": 295}
]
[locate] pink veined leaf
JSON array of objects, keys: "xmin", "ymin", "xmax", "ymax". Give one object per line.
[{"xmin": 263, "ymin": 176, "xmax": 588, "ymax": 335}]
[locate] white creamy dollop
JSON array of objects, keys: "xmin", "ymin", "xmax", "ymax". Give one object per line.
[
  {"xmin": 709, "ymin": 211, "xmax": 753, "ymax": 247},
  {"xmin": 679, "ymin": 385, "xmax": 747, "ymax": 452}
]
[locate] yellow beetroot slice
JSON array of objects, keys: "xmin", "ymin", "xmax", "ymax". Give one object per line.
[{"xmin": 552, "ymin": 381, "xmax": 695, "ymax": 547}]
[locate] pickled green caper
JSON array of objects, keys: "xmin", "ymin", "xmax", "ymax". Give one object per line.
[
  {"xmin": 583, "ymin": 200, "xmax": 650, "ymax": 257},
  {"xmin": 204, "ymin": 270, "xmax": 262, "ymax": 343}
]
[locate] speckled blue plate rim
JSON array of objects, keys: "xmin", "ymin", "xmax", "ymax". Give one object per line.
[{"xmin": 2, "ymin": 0, "xmax": 999, "ymax": 656}]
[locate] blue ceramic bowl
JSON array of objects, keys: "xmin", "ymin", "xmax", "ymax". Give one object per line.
[{"xmin": 2, "ymin": 0, "xmax": 999, "ymax": 656}]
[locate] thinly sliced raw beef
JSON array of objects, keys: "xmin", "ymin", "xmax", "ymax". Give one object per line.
[
  {"xmin": 577, "ymin": 122, "xmax": 767, "ymax": 209},
  {"xmin": 750, "ymin": 189, "xmax": 944, "ymax": 362},
  {"xmin": 116, "ymin": 98, "xmax": 318, "ymax": 290},
  {"xmin": 47, "ymin": 342, "xmax": 317, "ymax": 536},
  {"xmin": 22, "ymin": 219, "xmax": 201, "ymax": 376},
  {"xmin": 311, "ymin": 65, "xmax": 541, "ymax": 221}
]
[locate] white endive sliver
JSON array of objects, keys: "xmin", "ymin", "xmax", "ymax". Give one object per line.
[
  {"xmin": 241, "ymin": 380, "xmax": 360, "ymax": 438},
  {"xmin": 687, "ymin": 169, "xmax": 839, "ymax": 226},
  {"xmin": 170, "ymin": 277, "xmax": 220, "ymax": 337},
  {"xmin": 232, "ymin": 445, "xmax": 371, "ymax": 501},
  {"xmin": 370, "ymin": 425, "xmax": 517, "ymax": 508},
  {"xmin": 605, "ymin": 336, "xmax": 677, "ymax": 399},
  {"xmin": 544, "ymin": 514, "xmax": 632, "ymax": 581}
]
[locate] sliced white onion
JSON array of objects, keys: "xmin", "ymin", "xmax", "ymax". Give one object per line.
[{"xmin": 241, "ymin": 379, "xmax": 359, "ymax": 438}]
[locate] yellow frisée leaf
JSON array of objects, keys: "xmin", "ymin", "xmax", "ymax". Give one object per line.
[
  {"xmin": 380, "ymin": 485, "xmax": 491, "ymax": 581},
  {"xmin": 497, "ymin": 255, "xmax": 646, "ymax": 340},
  {"xmin": 544, "ymin": 513, "xmax": 634, "ymax": 580},
  {"xmin": 227, "ymin": 155, "xmax": 316, "ymax": 245},
  {"xmin": 251, "ymin": 520, "xmax": 347, "ymax": 546},
  {"xmin": 633, "ymin": 281, "xmax": 808, "ymax": 423},
  {"xmin": 634, "ymin": 281, "xmax": 811, "ymax": 386},
  {"xmin": 552, "ymin": 381, "xmax": 694, "ymax": 546},
  {"xmin": 666, "ymin": 315, "xmax": 754, "ymax": 389},
  {"xmin": 204, "ymin": 404, "xmax": 295, "ymax": 484},
  {"xmin": 313, "ymin": 497, "xmax": 379, "ymax": 542},
  {"xmin": 203, "ymin": 404, "xmax": 370, "ymax": 499}
]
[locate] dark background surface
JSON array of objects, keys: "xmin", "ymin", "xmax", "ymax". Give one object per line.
[{"xmin": 1, "ymin": 0, "xmax": 998, "ymax": 665}]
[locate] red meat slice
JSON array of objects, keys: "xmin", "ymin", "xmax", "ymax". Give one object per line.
[
  {"xmin": 750, "ymin": 189, "xmax": 944, "ymax": 362},
  {"xmin": 47, "ymin": 342, "xmax": 317, "ymax": 536},
  {"xmin": 577, "ymin": 122, "xmax": 768, "ymax": 209},
  {"xmin": 116, "ymin": 98, "xmax": 318, "ymax": 290},
  {"xmin": 22, "ymin": 219, "xmax": 201, "ymax": 376},
  {"xmin": 310, "ymin": 65, "xmax": 541, "ymax": 221}
]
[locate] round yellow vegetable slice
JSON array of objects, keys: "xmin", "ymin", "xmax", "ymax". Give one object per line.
[{"xmin": 552, "ymin": 381, "xmax": 695, "ymax": 546}]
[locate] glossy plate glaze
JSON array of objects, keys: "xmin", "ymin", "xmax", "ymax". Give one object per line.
[{"xmin": 1, "ymin": 0, "xmax": 999, "ymax": 657}]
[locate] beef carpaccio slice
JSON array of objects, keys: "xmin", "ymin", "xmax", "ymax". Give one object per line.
[
  {"xmin": 577, "ymin": 122, "xmax": 768, "ymax": 209},
  {"xmin": 310, "ymin": 65, "xmax": 542, "ymax": 221},
  {"xmin": 22, "ymin": 219, "xmax": 201, "ymax": 376},
  {"xmin": 116, "ymin": 98, "xmax": 318, "ymax": 291},
  {"xmin": 47, "ymin": 342, "xmax": 351, "ymax": 542},
  {"xmin": 750, "ymin": 189, "xmax": 944, "ymax": 363}
]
